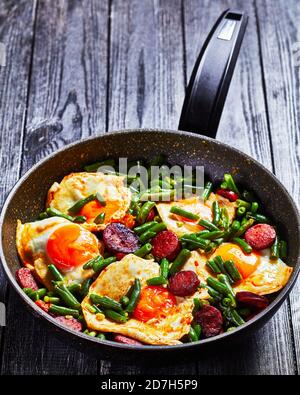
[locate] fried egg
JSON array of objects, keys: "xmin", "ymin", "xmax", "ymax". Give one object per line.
[
  {"xmin": 210, "ymin": 243, "xmax": 293, "ymax": 295},
  {"xmin": 16, "ymin": 217, "xmax": 103, "ymax": 289},
  {"xmin": 82, "ymin": 254, "xmax": 194, "ymax": 345},
  {"xmin": 156, "ymin": 193, "xmax": 236, "ymax": 236},
  {"xmin": 47, "ymin": 172, "xmax": 132, "ymax": 231}
]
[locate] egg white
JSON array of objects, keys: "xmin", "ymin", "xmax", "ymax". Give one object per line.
[
  {"xmin": 16, "ymin": 217, "xmax": 103, "ymax": 289},
  {"xmin": 47, "ymin": 172, "xmax": 132, "ymax": 231},
  {"xmin": 82, "ymin": 254, "xmax": 195, "ymax": 345}
]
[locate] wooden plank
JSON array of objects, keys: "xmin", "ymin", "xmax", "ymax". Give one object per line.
[
  {"xmin": 184, "ymin": 0, "xmax": 296, "ymax": 374},
  {"xmin": 105, "ymin": 0, "xmax": 196, "ymax": 374},
  {"xmin": 0, "ymin": 0, "xmax": 36, "ymax": 369},
  {"xmin": 255, "ymin": 0, "xmax": 300, "ymax": 373},
  {"xmin": 1, "ymin": 0, "xmax": 109, "ymax": 374}
]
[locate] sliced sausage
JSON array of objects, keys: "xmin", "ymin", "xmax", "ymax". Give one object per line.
[
  {"xmin": 103, "ymin": 223, "xmax": 140, "ymax": 254},
  {"xmin": 151, "ymin": 230, "xmax": 181, "ymax": 261},
  {"xmin": 55, "ymin": 316, "xmax": 82, "ymax": 332},
  {"xmin": 168, "ymin": 270, "xmax": 200, "ymax": 297},
  {"xmin": 114, "ymin": 334, "xmax": 143, "ymax": 345},
  {"xmin": 245, "ymin": 224, "xmax": 276, "ymax": 250},
  {"xmin": 236, "ymin": 291, "xmax": 269, "ymax": 311},
  {"xmin": 194, "ymin": 305, "xmax": 223, "ymax": 338},
  {"xmin": 16, "ymin": 267, "xmax": 38, "ymax": 290},
  {"xmin": 216, "ymin": 189, "xmax": 238, "ymax": 202}
]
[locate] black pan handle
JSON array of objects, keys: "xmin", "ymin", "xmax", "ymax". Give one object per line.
[{"xmin": 179, "ymin": 9, "xmax": 248, "ymax": 138}]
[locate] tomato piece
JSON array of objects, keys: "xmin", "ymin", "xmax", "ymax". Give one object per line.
[
  {"xmin": 133, "ymin": 286, "xmax": 176, "ymax": 322},
  {"xmin": 216, "ymin": 189, "xmax": 238, "ymax": 202}
]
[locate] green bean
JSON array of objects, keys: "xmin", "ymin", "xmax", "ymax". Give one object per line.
[
  {"xmin": 54, "ymin": 285, "xmax": 81, "ymax": 309},
  {"xmin": 193, "ymin": 298, "xmax": 201, "ymax": 312},
  {"xmin": 222, "ymin": 296, "xmax": 236, "ymax": 308},
  {"xmin": 169, "ymin": 249, "xmax": 191, "ymax": 275},
  {"xmin": 206, "ymin": 277, "xmax": 229, "ymax": 296},
  {"xmin": 219, "ymin": 306, "xmax": 243, "ymax": 326},
  {"xmin": 224, "ymin": 174, "xmax": 239, "ymax": 195},
  {"xmin": 197, "ymin": 230, "xmax": 224, "ymax": 240},
  {"xmin": 246, "ymin": 212, "xmax": 270, "ymax": 224},
  {"xmin": 44, "ymin": 296, "xmax": 60, "ymax": 304},
  {"xmin": 220, "ymin": 181, "xmax": 228, "ymax": 189},
  {"xmin": 270, "ymin": 237, "xmax": 280, "ymax": 260},
  {"xmin": 80, "ymin": 279, "xmax": 92, "ymax": 297},
  {"xmin": 196, "ymin": 230, "xmax": 211, "ymax": 237},
  {"xmin": 46, "ymin": 207, "xmax": 73, "ymax": 221},
  {"xmin": 48, "ymin": 264, "xmax": 64, "ymax": 281},
  {"xmin": 170, "ymin": 206, "xmax": 199, "ymax": 221},
  {"xmin": 222, "ymin": 220, "xmax": 240, "ymax": 240},
  {"xmin": 96, "ymin": 333, "xmax": 106, "ymax": 340},
  {"xmin": 83, "ymin": 255, "xmax": 102, "ymax": 270},
  {"xmin": 145, "ymin": 254, "xmax": 154, "ymax": 260},
  {"xmin": 126, "ymin": 279, "xmax": 141, "ymax": 313},
  {"xmin": 85, "ymin": 304, "xmax": 97, "ymax": 314},
  {"xmin": 241, "ymin": 217, "xmax": 248, "ymax": 226},
  {"xmin": 188, "ymin": 326, "xmax": 199, "ymax": 342},
  {"xmin": 68, "ymin": 194, "xmax": 96, "ymax": 215},
  {"xmin": 198, "ymin": 219, "xmax": 220, "ymax": 232},
  {"xmin": 214, "ymin": 237, "xmax": 225, "ymax": 246},
  {"xmin": 84, "ymin": 159, "xmax": 116, "ymax": 172},
  {"xmin": 73, "ymin": 215, "xmax": 87, "ymax": 223},
  {"xmin": 279, "ymin": 240, "xmax": 287, "ymax": 260},
  {"xmin": 38, "ymin": 212, "xmax": 48, "ymax": 220},
  {"xmin": 192, "ymin": 324, "xmax": 202, "ymax": 339},
  {"xmin": 93, "ymin": 256, "xmax": 116, "ymax": 273},
  {"xmin": 234, "ymin": 219, "xmax": 255, "ymax": 237},
  {"xmin": 88, "ymin": 331, "xmax": 97, "ymax": 337},
  {"xmin": 93, "ymin": 304, "xmax": 104, "ymax": 314},
  {"xmin": 120, "ymin": 296, "xmax": 130, "ymax": 308},
  {"xmin": 49, "ymin": 305, "xmax": 79, "ymax": 317},
  {"xmin": 139, "ymin": 223, "xmax": 167, "ymax": 243},
  {"xmin": 251, "ymin": 202, "xmax": 259, "ymax": 214},
  {"xmin": 236, "ymin": 199, "xmax": 251, "ymax": 209},
  {"xmin": 221, "ymin": 208, "xmax": 230, "ymax": 230},
  {"xmin": 134, "ymin": 243, "xmax": 152, "ymax": 257},
  {"xmin": 212, "ymin": 201, "xmax": 221, "ymax": 226},
  {"xmin": 224, "ymin": 260, "xmax": 242, "ymax": 282},
  {"xmin": 90, "ymin": 294, "xmax": 123, "ymax": 312},
  {"xmin": 213, "ymin": 256, "xmax": 227, "ymax": 275},
  {"xmin": 154, "ymin": 215, "xmax": 162, "ymax": 223},
  {"xmin": 134, "ymin": 221, "xmax": 158, "ymax": 235},
  {"xmin": 160, "ymin": 258, "xmax": 169, "ymax": 279},
  {"xmin": 227, "ymin": 327, "xmax": 237, "ymax": 332},
  {"xmin": 180, "ymin": 235, "xmax": 210, "ymax": 250},
  {"xmin": 96, "ymin": 192, "xmax": 106, "ymax": 206},
  {"xmin": 146, "ymin": 276, "xmax": 168, "ymax": 286},
  {"xmin": 202, "ymin": 181, "xmax": 213, "ymax": 201},
  {"xmin": 32, "ymin": 288, "xmax": 47, "ymax": 300},
  {"xmin": 237, "ymin": 206, "xmax": 246, "ymax": 217},
  {"xmin": 138, "ymin": 201, "xmax": 156, "ymax": 224},
  {"xmin": 230, "ymin": 309, "xmax": 245, "ymax": 326},
  {"xmin": 206, "ymin": 285, "xmax": 223, "ymax": 301},
  {"xmin": 204, "ymin": 242, "xmax": 217, "ymax": 254},
  {"xmin": 104, "ymin": 309, "xmax": 128, "ymax": 323},
  {"xmin": 94, "ymin": 212, "xmax": 105, "ymax": 224},
  {"xmin": 217, "ymin": 274, "xmax": 235, "ymax": 299},
  {"xmin": 139, "ymin": 231, "xmax": 157, "ymax": 243},
  {"xmin": 232, "ymin": 237, "xmax": 252, "ymax": 254},
  {"xmin": 206, "ymin": 259, "xmax": 221, "ymax": 274},
  {"xmin": 139, "ymin": 189, "xmax": 176, "ymax": 202}
]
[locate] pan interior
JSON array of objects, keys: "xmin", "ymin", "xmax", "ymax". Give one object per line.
[{"xmin": 1, "ymin": 129, "xmax": 299, "ymax": 348}]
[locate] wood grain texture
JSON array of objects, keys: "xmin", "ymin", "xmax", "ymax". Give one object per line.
[
  {"xmin": 184, "ymin": 0, "xmax": 296, "ymax": 375},
  {"xmin": 256, "ymin": 0, "xmax": 300, "ymax": 373},
  {"xmin": 0, "ymin": 0, "xmax": 36, "ymax": 360},
  {"xmin": 1, "ymin": 0, "xmax": 109, "ymax": 374}
]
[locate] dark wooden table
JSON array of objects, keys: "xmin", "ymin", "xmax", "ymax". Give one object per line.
[{"xmin": 0, "ymin": 0, "xmax": 299, "ymax": 375}]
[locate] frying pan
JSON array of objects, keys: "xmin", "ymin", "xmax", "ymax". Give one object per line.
[{"xmin": 1, "ymin": 9, "xmax": 299, "ymax": 362}]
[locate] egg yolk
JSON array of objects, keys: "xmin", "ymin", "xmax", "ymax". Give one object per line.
[
  {"xmin": 133, "ymin": 286, "xmax": 176, "ymax": 322},
  {"xmin": 46, "ymin": 224, "xmax": 99, "ymax": 272},
  {"xmin": 79, "ymin": 200, "xmax": 121, "ymax": 223},
  {"xmin": 214, "ymin": 243, "xmax": 260, "ymax": 279}
]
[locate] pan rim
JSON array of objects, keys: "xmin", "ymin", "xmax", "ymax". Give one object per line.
[{"xmin": 1, "ymin": 127, "xmax": 299, "ymax": 352}]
